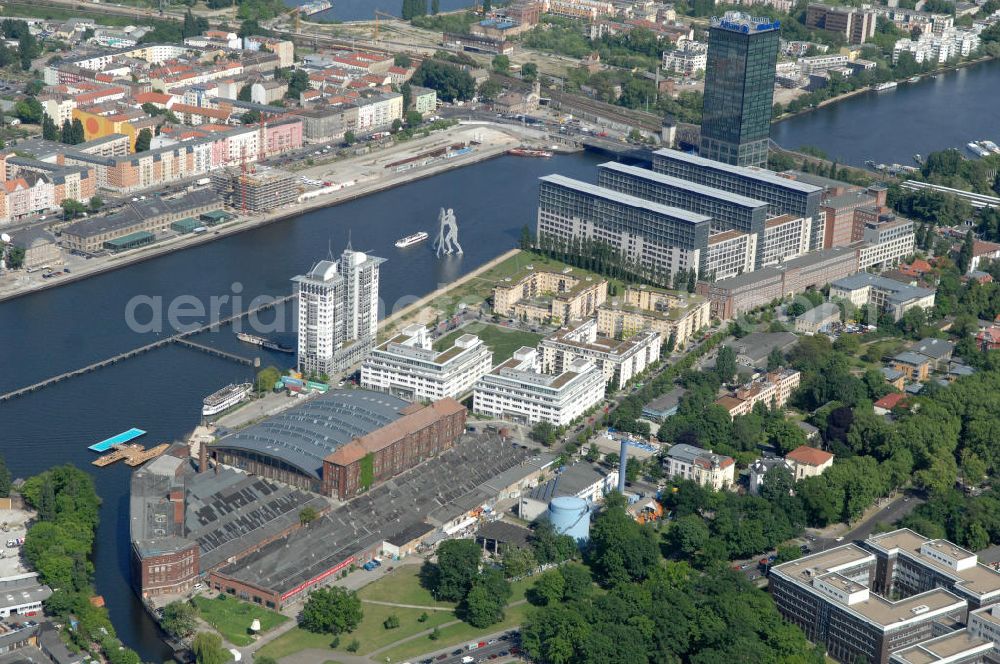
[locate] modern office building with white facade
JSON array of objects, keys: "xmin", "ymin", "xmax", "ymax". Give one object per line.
[
  {"xmin": 360, "ymin": 324, "xmax": 493, "ymax": 401},
  {"xmin": 292, "ymin": 248, "xmax": 385, "ymax": 377},
  {"xmin": 472, "ymin": 347, "xmax": 605, "ymax": 426}
]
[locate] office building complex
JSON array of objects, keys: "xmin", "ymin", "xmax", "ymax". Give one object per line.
[
  {"xmin": 597, "ymin": 161, "xmax": 770, "ymax": 270},
  {"xmin": 699, "ymin": 12, "xmax": 781, "ymax": 167},
  {"xmin": 663, "ymin": 443, "xmax": 735, "ymax": 490},
  {"xmin": 360, "ymin": 324, "xmax": 494, "ymax": 401},
  {"xmin": 537, "ymin": 174, "xmax": 712, "ymax": 279},
  {"xmin": 292, "ymin": 248, "xmax": 385, "ymax": 377},
  {"xmin": 770, "ymin": 529, "xmax": 1000, "ymax": 664},
  {"xmin": 856, "ymin": 215, "xmax": 915, "ymax": 271},
  {"xmin": 539, "ymin": 318, "xmax": 661, "ymax": 387},
  {"xmin": 653, "ymin": 149, "xmax": 825, "ymax": 251},
  {"xmin": 472, "ymin": 347, "xmax": 605, "ymax": 426}
]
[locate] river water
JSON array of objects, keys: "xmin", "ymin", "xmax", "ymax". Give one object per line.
[
  {"xmin": 287, "ymin": 0, "xmax": 471, "ymax": 23},
  {"xmin": 772, "ymin": 58, "xmax": 1000, "ymax": 167},
  {"xmin": 0, "ymin": 152, "xmax": 602, "ymax": 661}
]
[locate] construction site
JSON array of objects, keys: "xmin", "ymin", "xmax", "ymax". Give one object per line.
[{"xmin": 210, "ymin": 166, "xmax": 299, "ymax": 213}]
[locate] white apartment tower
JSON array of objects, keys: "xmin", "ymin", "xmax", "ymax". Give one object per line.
[{"xmin": 292, "ymin": 248, "xmax": 385, "ymax": 377}]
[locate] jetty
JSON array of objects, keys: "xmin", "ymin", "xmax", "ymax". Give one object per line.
[{"xmin": 92, "ymin": 443, "xmax": 170, "ymax": 468}]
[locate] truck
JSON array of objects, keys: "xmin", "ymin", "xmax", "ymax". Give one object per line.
[
  {"xmin": 195, "ymin": 177, "xmax": 211, "ymax": 187},
  {"xmin": 462, "ymin": 658, "xmax": 475, "ymax": 664}
]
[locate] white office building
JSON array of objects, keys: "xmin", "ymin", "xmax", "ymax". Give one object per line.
[
  {"xmin": 473, "ymin": 347, "xmax": 606, "ymax": 426},
  {"xmin": 361, "ymin": 324, "xmax": 494, "ymax": 401},
  {"xmin": 292, "ymin": 248, "xmax": 385, "ymax": 377}
]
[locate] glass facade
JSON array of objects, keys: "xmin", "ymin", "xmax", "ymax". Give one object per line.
[{"xmin": 700, "ymin": 15, "xmax": 780, "ymax": 167}]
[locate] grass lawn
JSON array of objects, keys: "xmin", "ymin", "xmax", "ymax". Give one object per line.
[
  {"xmin": 357, "ymin": 566, "xmax": 456, "ymax": 609},
  {"xmin": 379, "ymin": 603, "xmax": 531, "ymax": 663},
  {"xmin": 434, "ymin": 322, "xmax": 543, "ymax": 364},
  {"xmin": 256, "ymin": 605, "xmax": 455, "ymax": 659},
  {"xmin": 192, "ymin": 596, "xmax": 288, "ymax": 647}
]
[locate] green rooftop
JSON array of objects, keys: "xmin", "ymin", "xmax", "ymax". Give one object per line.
[{"xmin": 104, "ymin": 231, "xmax": 154, "ymax": 252}]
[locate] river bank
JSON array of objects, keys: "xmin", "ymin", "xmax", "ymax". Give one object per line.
[
  {"xmin": 772, "ymin": 54, "xmax": 999, "ymax": 125},
  {"xmin": 0, "ymin": 124, "xmax": 535, "ymax": 304}
]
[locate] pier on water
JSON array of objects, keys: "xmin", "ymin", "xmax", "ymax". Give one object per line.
[{"xmin": 0, "ymin": 294, "xmax": 295, "ymax": 403}]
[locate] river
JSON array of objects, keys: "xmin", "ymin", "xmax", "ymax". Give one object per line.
[
  {"xmin": 287, "ymin": 0, "xmax": 470, "ymax": 23},
  {"xmin": 0, "ymin": 152, "xmax": 603, "ymax": 661},
  {"xmin": 772, "ymin": 58, "xmax": 1000, "ymax": 167}
]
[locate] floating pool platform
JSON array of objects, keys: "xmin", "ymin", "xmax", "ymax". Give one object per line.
[{"xmin": 89, "ymin": 428, "xmax": 146, "ymax": 452}]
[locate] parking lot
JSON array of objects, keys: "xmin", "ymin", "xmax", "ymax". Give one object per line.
[{"xmin": 0, "ymin": 507, "xmax": 33, "ymax": 578}]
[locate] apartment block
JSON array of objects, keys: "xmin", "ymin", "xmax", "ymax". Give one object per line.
[
  {"xmin": 705, "ymin": 229, "xmax": 757, "ymax": 279},
  {"xmin": 539, "ymin": 318, "xmax": 661, "ymax": 387},
  {"xmin": 292, "ymin": 249, "xmax": 385, "ymax": 378},
  {"xmin": 360, "ymin": 324, "xmax": 493, "ymax": 401},
  {"xmin": 663, "ymin": 443, "xmax": 735, "ymax": 490},
  {"xmin": 492, "ymin": 267, "xmax": 607, "ymax": 325},
  {"xmin": 597, "ymin": 287, "xmax": 710, "ymax": 348},
  {"xmin": 472, "ymin": 348, "xmax": 605, "ymax": 426},
  {"xmin": 805, "ymin": 4, "xmax": 877, "ymax": 44},
  {"xmin": 662, "ymin": 41, "xmax": 708, "ymax": 77},
  {"xmin": 714, "ymin": 368, "xmax": 801, "ymax": 417}
]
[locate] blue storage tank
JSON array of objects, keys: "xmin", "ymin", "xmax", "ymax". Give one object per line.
[{"xmin": 548, "ymin": 495, "xmax": 591, "ymax": 543}]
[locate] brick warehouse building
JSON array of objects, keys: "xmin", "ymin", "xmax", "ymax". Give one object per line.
[
  {"xmin": 322, "ymin": 398, "xmax": 466, "ymax": 500},
  {"xmin": 209, "ymin": 389, "xmax": 466, "ymax": 499}
]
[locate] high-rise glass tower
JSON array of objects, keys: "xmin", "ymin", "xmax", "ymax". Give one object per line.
[{"xmin": 699, "ymin": 12, "xmax": 781, "ymax": 168}]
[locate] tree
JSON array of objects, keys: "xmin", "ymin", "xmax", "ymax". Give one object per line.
[
  {"xmin": 394, "ymin": 54, "xmax": 412, "ymax": 68},
  {"xmin": 241, "ymin": 109, "xmax": 262, "ymax": 125},
  {"xmin": 405, "ymin": 110, "xmax": 423, "ymax": 127},
  {"xmin": 88, "ymin": 196, "xmax": 103, "ymax": 213},
  {"xmin": 687, "ymin": 269, "xmax": 697, "ymax": 293},
  {"xmin": 428, "ymin": 539, "xmax": 481, "ymax": 601},
  {"xmin": 14, "ymin": 96, "xmax": 42, "ymax": 124},
  {"xmin": 431, "ymin": 0, "xmax": 440, "ymax": 13},
  {"xmin": 477, "ymin": 79, "xmax": 502, "ymax": 102},
  {"xmin": 665, "ymin": 329, "xmax": 677, "ymax": 353},
  {"xmin": 462, "ymin": 568, "xmax": 510, "ymax": 627},
  {"xmin": 530, "ymin": 421, "xmax": 558, "ymax": 446},
  {"xmin": 958, "ymin": 229, "xmax": 975, "ymax": 273},
  {"xmin": 344, "ymin": 130, "xmax": 356, "ymax": 145},
  {"xmin": 521, "ymin": 62, "xmax": 538, "ymax": 82},
  {"xmin": 161, "ymin": 601, "xmax": 197, "ymax": 638},
  {"xmin": 61, "ymin": 199, "xmax": 86, "ymax": 220},
  {"xmin": 383, "ymin": 613, "xmax": 400, "ymax": 629},
  {"xmin": 585, "ymin": 443, "xmax": 600, "ymax": 462},
  {"xmin": 192, "ymin": 632, "xmax": 228, "ymax": 664},
  {"xmin": 767, "ymin": 347, "xmax": 785, "ymax": 371},
  {"xmin": 60, "ymin": 119, "xmax": 73, "ymax": 145},
  {"xmin": 391, "ymin": 118, "xmax": 403, "ymax": 133},
  {"xmin": 255, "ymin": 366, "xmax": 280, "ymax": 393},
  {"xmin": 715, "ymin": 345, "xmax": 737, "ymax": 384},
  {"xmin": 300, "ymin": 587, "xmax": 363, "ymax": 635},
  {"xmin": 135, "ymin": 128, "xmax": 152, "ymax": 153},
  {"xmin": 501, "ymin": 545, "xmax": 536, "ymax": 579},
  {"xmin": 42, "ymin": 114, "xmax": 58, "ymax": 141},
  {"xmin": 411, "ymin": 59, "xmax": 475, "ymax": 102},
  {"xmin": 237, "ymin": 84, "xmax": 253, "ymax": 102},
  {"xmin": 492, "ymin": 54, "xmax": 510, "ymax": 73},
  {"xmin": 299, "ymin": 506, "xmax": 319, "ymax": 524}
]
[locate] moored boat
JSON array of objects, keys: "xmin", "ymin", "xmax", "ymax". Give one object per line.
[{"xmin": 202, "ymin": 383, "xmax": 252, "ymax": 417}]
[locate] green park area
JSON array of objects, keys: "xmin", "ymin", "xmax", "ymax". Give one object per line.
[
  {"xmin": 255, "ymin": 566, "xmax": 534, "ymax": 662},
  {"xmin": 192, "ymin": 596, "xmax": 288, "ymax": 647},
  {"xmin": 433, "ymin": 322, "xmax": 543, "ymax": 364}
]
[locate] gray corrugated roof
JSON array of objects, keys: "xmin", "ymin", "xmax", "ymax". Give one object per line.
[
  {"xmin": 212, "ymin": 389, "xmax": 409, "ymax": 479},
  {"xmin": 62, "ymin": 188, "xmax": 222, "ymax": 238}
]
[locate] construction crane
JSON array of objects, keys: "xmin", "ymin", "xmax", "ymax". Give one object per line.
[
  {"xmin": 287, "ymin": 6, "xmax": 302, "ymax": 33},
  {"xmin": 373, "ymin": 10, "xmax": 397, "ymax": 40}
]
